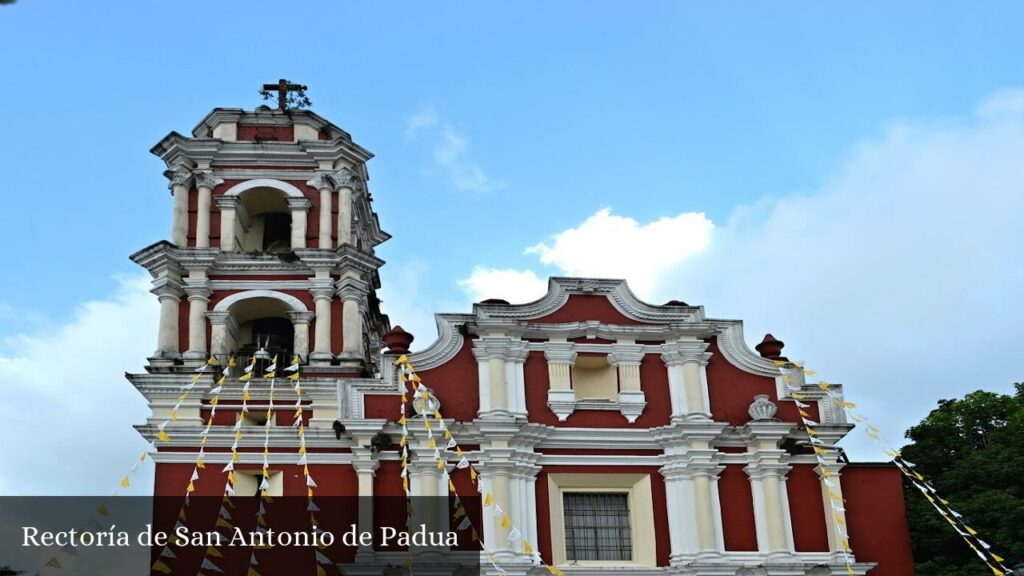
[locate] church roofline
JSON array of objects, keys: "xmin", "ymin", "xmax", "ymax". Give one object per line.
[{"xmin": 407, "ymin": 276, "xmax": 785, "ymax": 378}]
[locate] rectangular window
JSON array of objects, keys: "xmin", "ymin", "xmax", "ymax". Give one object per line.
[{"xmin": 562, "ymin": 492, "xmax": 632, "ymax": 561}]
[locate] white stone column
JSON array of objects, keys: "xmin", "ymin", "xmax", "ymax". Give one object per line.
[
  {"xmin": 352, "ymin": 453, "xmax": 379, "ymax": 561},
  {"xmin": 307, "ymin": 173, "xmax": 334, "ymax": 249},
  {"xmin": 309, "ymin": 283, "xmax": 334, "ymax": 364},
  {"xmin": 661, "ymin": 340, "xmax": 712, "ymax": 419},
  {"xmin": 543, "ymin": 340, "xmax": 576, "ymax": 421},
  {"xmin": 288, "ymin": 311, "xmax": 313, "ymax": 362},
  {"xmin": 816, "ymin": 461, "xmax": 851, "ymax": 561},
  {"xmin": 609, "ymin": 342, "xmax": 646, "ymax": 422},
  {"xmin": 216, "ymin": 195, "xmax": 239, "ymax": 251},
  {"xmin": 193, "ymin": 172, "xmax": 223, "ymax": 249},
  {"xmin": 476, "ymin": 460, "xmax": 517, "ymax": 559},
  {"xmin": 183, "ymin": 281, "xmax": 211, "ymax": 360},
  {"xmin": 333, "ymin": 168, "xmax": 361, "ymax": 248},
  {"xmin": 473, "ymin": 336, "xmax": 527, "ymax": 417},
  {"xmin": 207, "ymin": 311, "xmax": 236, "ymax": 358},
  {"xmin": 287, "ymin": 197, "xmax": 311, "ymax": 249},
  {"xmin": 165, "ymin": 168, "xmax": 193, "ymax": 247},
  {"xmin": 336, "ymin": 277, "xmax": 369, "ymax": 362},
  {"xmin": 151, "ymin": 277, "xmax": 184, "ymax": 359},
  {"xmin": 743, "ymin": 424, "xmax": 795, "ymax": 559},
  {"xmin": 658, "ymin": 427, "xmax": 725, "ymax": 564}
]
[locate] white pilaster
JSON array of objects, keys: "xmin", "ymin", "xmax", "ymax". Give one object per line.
[
  {"xmin": 472, "ymin": 336, "xmax": 528, "ymax": 418},
  {"xmin": 661, "ymin": 340, "xmax": 713, "ymax": 420},
  {"xmin": 608, "ymin": 341, "xmax": 646, "ymax": 422},
  {"xmin": 151, "ymin": 276, "xmax": 183, "ymax": 359},
  {"xmin": 215, "ymin": 195, "xmax": 239, "ymax": 251},
  {"xmin": 288, "ymin": 311, "xmax": 314, "ymax": 362},
  {"xmin": 333, "ymin": 168, "xmax": 360, "ymax": 248},
  {"xmin": 287, "ymin": 197, "xmax": 311, "ymax": 249},
  {"xmin": 336, "ymin": 276, "xmax": 369, "ymax": 363},
  {"xmin": 543, "ymin": 340, "xmax": 577, "ymax": 421},
  {"xmin": 183, "ymin": 279, "xmax": 211, "ymax": 360},
  {"xmin": 743, "ymin": 423, "xmax": 796, "ymax": 560},
  {"xmin": 307, "ymin": 173, "xmax": 334, "ymax": 249},
  {"xmin": 165, "ymin": 168, "xmax": 193, "ymax": 247},
  {"xmin": 309, "ymin": 280, "xmax": 334, "ymax": 364},
  {"xmin": 193, "ymin": 171, "xmax": 223, "ymax": 249},
  {"xmin": 206, "ymin": 311, "xmax": 237, "ymax": 358}
]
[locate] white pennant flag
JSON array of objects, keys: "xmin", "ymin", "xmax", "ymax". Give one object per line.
[
  {"xmin": 457, "ymin": 516, "xmax": 471, "ymax": 531},
  {"xmin": 307, "ymin": 500, "xmax": 320, "ymax": 512},
  {"xmin": 315, "ymin": 550, "xmax": 331, "ymax": 564},
  {"xmin": 400, "ymin": 467, "xmax": 408, "ymax": 478},
  {"xmin": 447, "ymin": 438, "xmax": 457, "ymax": 449},
  {"xmin": 160, "ymin": 546, "xmax": 177, "ymax": 559},
  {"xmin": 201, "ymin": 558, "xmax": 223, "ymax": 572},
  {"xmin": 457, "ymin": 457, "xmax": 470, "ymax": 469},
  {"xmin": 297, "ymin": 454, "xmax": 308, "ymax": 466},
  {"xmin": 190, "ymin": 468, "xmax": 200, "ymax": 481},
  {"xmin": 224, "ymin": 483, "xmax": 235, "ymax": 496},
  {"xmin": 433, "ymin": 449, "xmax": 441, "ymax": 460},
  {"xmin": 258, "ymin": 501, "xmax": 266, "ymax": 516},
  {"xmin": 306, "ymin": 475, "xmax": 318, "ymax": 488},
  {"xmin": 259, "ymin": 477, "xmax": 270, "ymax": 491},
  {"xmin": 209, "ymin": 386, "xmax": 222, "ymax": 395},
  {"xmin": 507, "ymin": 527, "xmax": 522, "ymax": 541},
  {"xmin": 219, "ymin": 505, "xmax": 232, "ymax": 520}
]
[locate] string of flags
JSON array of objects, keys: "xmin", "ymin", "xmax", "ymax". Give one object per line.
[
  {"xmin": 779, "ymin": 360, "xmax": 1014, "ymax": 576},
  {"xmin": 394, "ymin": 355, "xmax": 566, "ymax": 576}
]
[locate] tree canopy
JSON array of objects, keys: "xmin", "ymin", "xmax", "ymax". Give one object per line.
[{"xmin": 901, "ymin": 383, "xmax": 1024, "ymax": 575}]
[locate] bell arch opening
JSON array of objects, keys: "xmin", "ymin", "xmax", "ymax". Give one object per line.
[{"xmin": 235, "ymin": 187, "xmax": 292, "ymax": 252}]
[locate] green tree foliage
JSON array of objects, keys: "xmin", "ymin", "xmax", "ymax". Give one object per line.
[{"xmin": 901, "ymin": 383, "xmax": 1024, "ymax": 575}]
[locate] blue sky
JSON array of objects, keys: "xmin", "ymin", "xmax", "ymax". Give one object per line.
[{"xmin": 1, "ymin": 1, "xmax": 1023, "ymax": 493}]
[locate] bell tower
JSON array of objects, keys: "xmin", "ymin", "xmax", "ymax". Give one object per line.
[{"xmin": 131, "ymin": 96, "xmax": 391, "ymax": 375}]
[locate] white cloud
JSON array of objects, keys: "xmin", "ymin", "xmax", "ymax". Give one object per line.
[
  {"xmin": 405, "ymin": 107, "xmax": 499, "ymax": 194},
  {"xmin": 404, "ymin": 107, "xmax": 439, "ymax": 138},
  {"xmin": 525, "ymin": 208, "xmax": 714, "ymax": 298},
  {"xmin": 456, "ymin": 89, "xmax": 1024, "ymax": 458},
  {"xmin": 458, "ymin": 267, "xmax": 549, "ymax": 304},
  {"xmin": 0, "ymin": 274, "xmax": 157, "ymax": 495}
]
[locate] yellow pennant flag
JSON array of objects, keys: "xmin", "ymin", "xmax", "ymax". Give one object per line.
[
  {"xmin": 316, "ymin": 565, "xmax": 327, "ymax": 576},
  {"xmin": 156, "ymin": 430, "xmax": 171, "ymax": 442},
  {"xmin": 790, "ymin": 392, "xmax": 806, "ymax": 400},
  {"xmin": 97, "ymin": 504, "xmax": 109, "ymax": 516},
  {"xmin": 45, "ymin": 557, "xmax": 62, "ymax": 568},
  {"xmin": 771, "ymin": 359, "xmax": 787, "ymax": 366},
  {"xmin": 216, "ymin": 517, "xmax": 233, "ymax": 529},
  {"xmin": 152, "ymin": 559, "xmax": 173, "ymax": 573},
  {"xmin": 545, "ymin": 566, "xmax": 565, "ymax": 576},
  {"xmin": 449, "ymin": 480, "xmax": 457, "ymax": 492},
  {"xmin": 434, "ymin": 410, "xmax": 442, "ymax": 419},
  {"xmin": 523, "ymin": 540, "xmax": 534, "ymax": 554},
  {"xmin": 402, "ymin": 477, "xmax": 409, "ymax": 492},
  {"xmin": 428, "ymin": 438, "xmax": 437, "ymax": 449},
  {"xmin": 247, "ymin": 569, "xmax": 262, "ymax": 576},
  {"xmin": 186, "ymin": 481, "xmax": 195, "ymax": 493},
  {"xmin": 120, "ymin": 476, "xmax": 131, "ymax": 489},
  {"xmin": 393, "ymin": 354, "xmax": 409, "ymax": 365},
  {"xmin": 470, "ymin": 467, "xmax": 478, "ymax": 481},
  {"xmin": 471, "ymin": 528, "xmax": 479, "ymax": 541},
  {"xmin": 483, "ymin": 493, "xmax": 494, "ymax": 506},
  {"xmin": 207, "ymin": 546, "xmax": 223, "ymax": 558},
  {"xmin": 444, "ymin": 430, "xmax": 453, "ymax": 440},
  {"xmin": 804, "ymin": 369, "xmax": 817, "ymax": 376},
  {"xmin": 454, "ymin": 505, "xmax": 466, "ymax": 519},
  {"xmin": 500, "ymin": 515, "xmax": 512, "ymax": 529},
  {"xmin": 288, "ymin": 372, "xmax": 300, "ymax": 381},
  {"xmin": 437, "ymin": 459, "xmax": 446, "ymax": 471}
]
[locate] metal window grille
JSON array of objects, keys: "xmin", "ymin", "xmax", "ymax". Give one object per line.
[{"xmin": 562, "ymin": 492, "xmax": 632, "ymax": 561}]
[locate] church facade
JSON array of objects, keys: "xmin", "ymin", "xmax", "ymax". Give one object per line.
[{"xmin": 129, "ymin": 102, "xmax": 914, "ymax": 575}]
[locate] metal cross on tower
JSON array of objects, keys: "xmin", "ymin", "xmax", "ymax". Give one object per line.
[{"xmin": 261, "ymin": 78, "xmax": 308, "ymax": 110}]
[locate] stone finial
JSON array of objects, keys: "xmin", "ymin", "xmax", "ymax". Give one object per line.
[
  {"xmin": 748, "ymin": 394, "xmax": 778, "ymax": 421},
  {"xmin": 755, "ymin": 333, "xmax": 787, "ymax": 360},
  {"xmin": 382, "ymin": 325, "xmax": 414, "ymax": 354}
]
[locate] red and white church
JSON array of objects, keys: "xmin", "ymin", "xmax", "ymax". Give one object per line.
[{"xmin": 129, "ymin": 96, "xmax": 915, "ymax": 575}]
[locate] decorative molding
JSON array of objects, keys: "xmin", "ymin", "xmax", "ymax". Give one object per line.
[
  {"xmin": 222, "ymin": 178, "xmax": 306, "ymax": 199},
  {"xmin": 211, "ymin": 289, "xmax": 309, "ymax": 313},
  {"xmin": 193, "ymin": 170, "xmax": 224, "ymax": 190}
]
